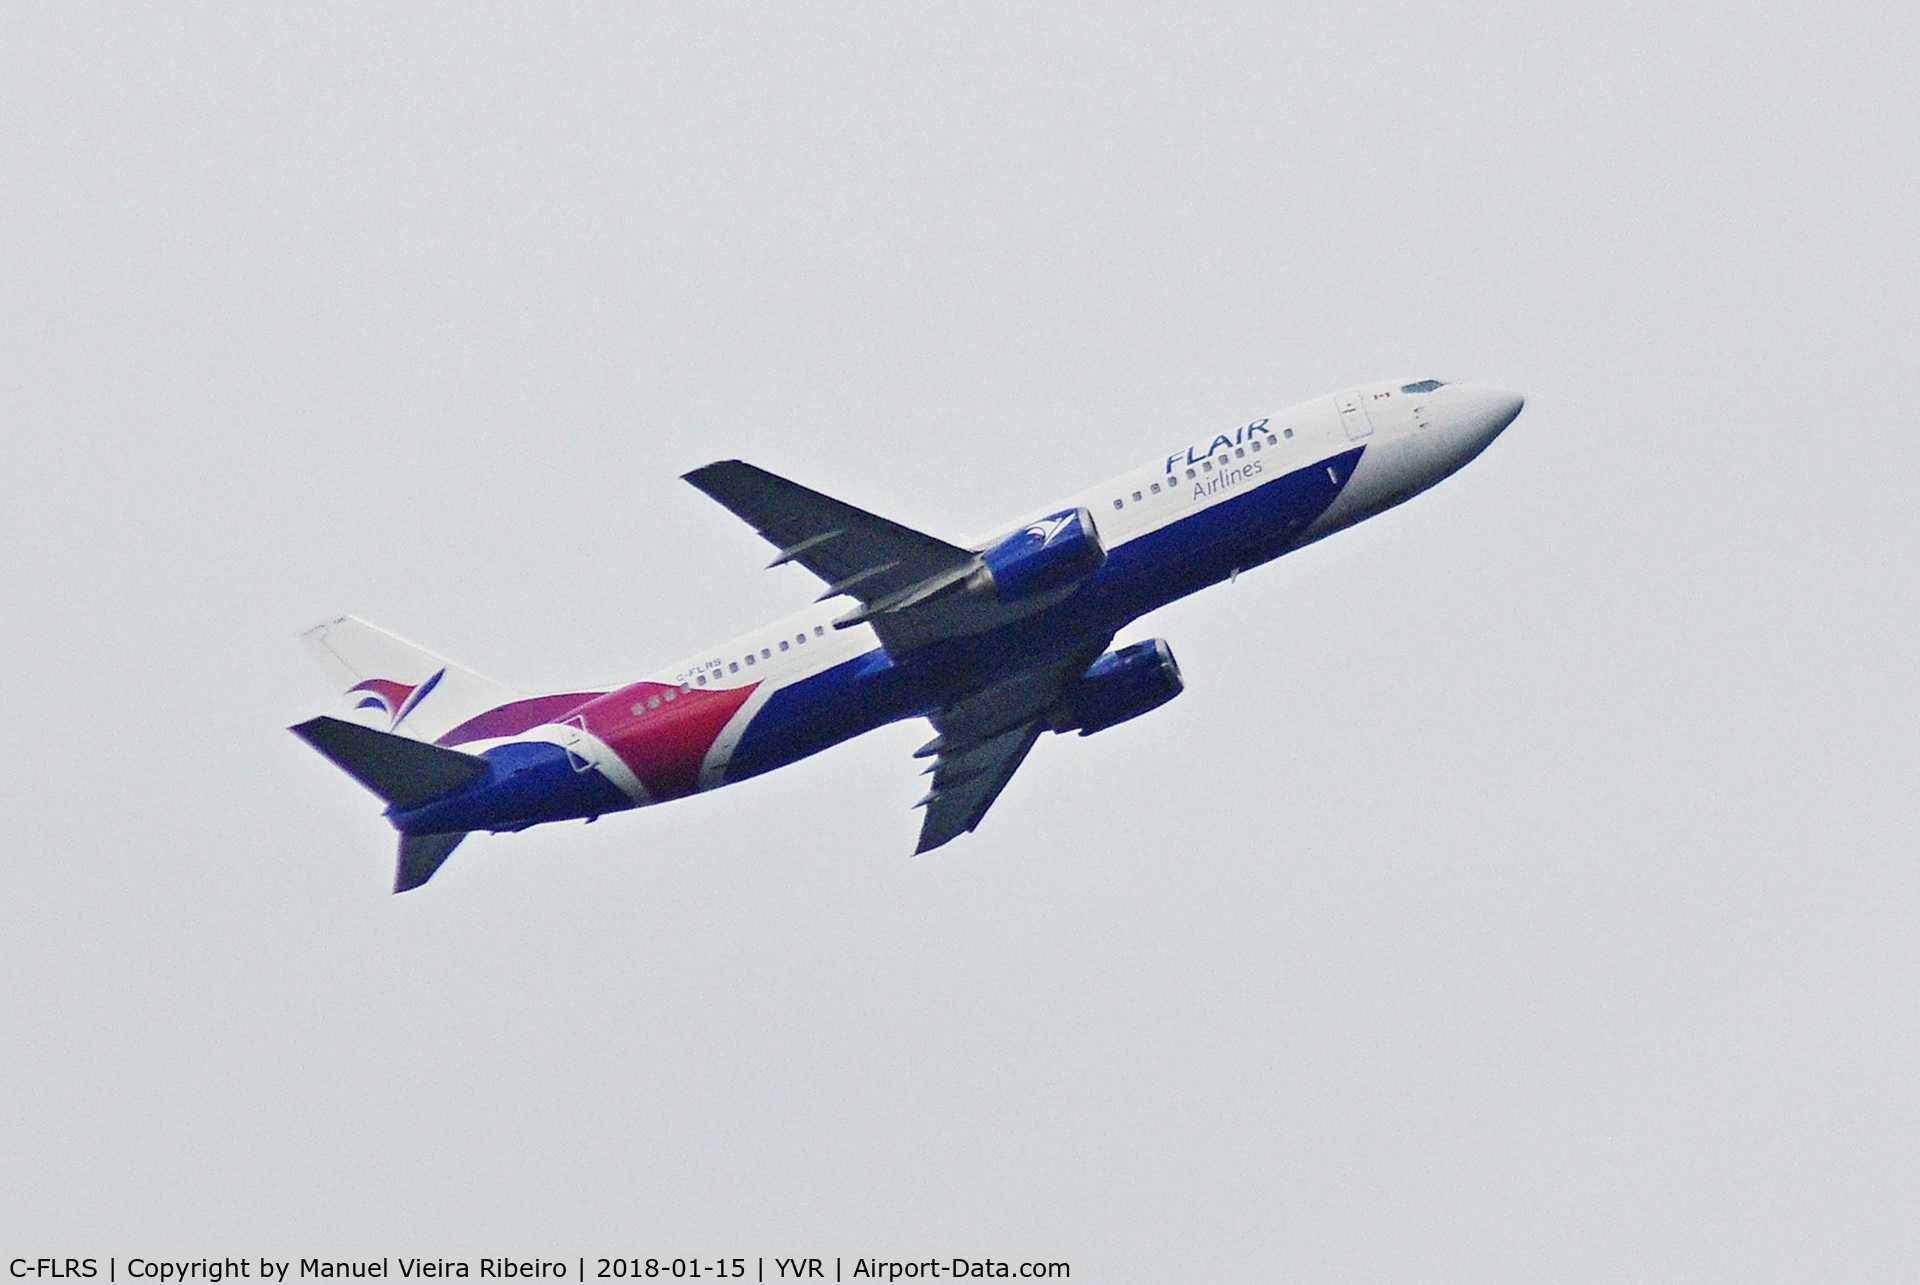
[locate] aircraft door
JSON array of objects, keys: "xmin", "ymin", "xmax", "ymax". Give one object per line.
[
  {"xmin": 561, "ymin": 716, "xmax": 596, "ymax": 772},
  {"xmin": 1336, "ymin": 391, "xmax": 1374, "ymax": 440}
]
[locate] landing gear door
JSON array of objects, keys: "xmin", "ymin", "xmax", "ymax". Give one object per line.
[{"xmin": 1336, "ymin": 391, "xmax": 1374, "ymax": 440}]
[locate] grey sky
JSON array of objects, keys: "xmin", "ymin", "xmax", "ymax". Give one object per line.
[{"xmin": 3, "ymin": 4, "xmax": 1916, "ymax": 1277}]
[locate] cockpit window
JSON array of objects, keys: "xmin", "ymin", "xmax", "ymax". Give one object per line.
[{"xmin": 1401, "ymin": 379, "xmax": 1446, "ymax": 394}]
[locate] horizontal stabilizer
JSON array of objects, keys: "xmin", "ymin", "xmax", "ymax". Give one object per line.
[
  {"xmin": 291, "ymin": 715, "xmax": 488, "ymax": 810},
  {"xmin": 396, "ymin": 830, "xmax": 467, "ymax": 894}
]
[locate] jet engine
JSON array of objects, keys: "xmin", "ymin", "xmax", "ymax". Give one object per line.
[
  {"xmin": 1051, "ymin": 638, "xmax": 1184, "ymax": 736},
  {"xmin": 970, "ymin": 507, "xmax": 1106, "ymax": 603}
]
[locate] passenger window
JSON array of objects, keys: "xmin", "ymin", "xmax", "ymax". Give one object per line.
[
  {"xmin": 1150, "ymin": 482, "xmax": 1161, "ymax": 494},
  {"xmin": 696, "ymin": 674, "xmax": 708, "ymax": 686},
  {"xmin": 1250, "ymin": 440, "xmax": 1260, "ymax": 452},
  {"xmin": 813, "ymin": 625, "xmax": 824, "ymax": 637},
  {"xmin": 1132, "ymin": 490, "xmax": 1143, "ymax": 502},
  {"xmin": 1202, "ymin": 459, "xmax": 1212, "ymax": 472},
  {"xmin": 779, "ymin": 640, "xmax": 789, "ymax": 652},
  {"xmin": 795, "ymin": 633, "xmax": 805, "ymax": 645},
  {"xmin": 1112, "ymin": 498, "xmax": 1123, "ymax": 510},
  {"xmin": 631, "ymin": 702, "xmax": 646, "ymax": 716},
  {"xmin": 1235, "ymin": 447, "xmax": 1245, "ymax": 458},
  {"xmin": 744, "ymin": 654, "xmax": 755, "ymax": 667},
  {"xmin": 647, "ymin": 694, "xmax": 661, "ymax": 709},
  {"xmin": 664, "ymin": 689, "xmax": 677, "ymax": 701},
  {"xmin": 1185, "ymin": 468, "xmax": 1196, "ymax": 479},
  {"xmin": 761, "ymin": 648, "xmax": 770, "ymax": 660},
  {"xmin": 728, "ymin": 661, "xmax": 739, "ymax": 674},
  {"xmin": 1280, "ymin": 429, "xmax": 1291, "ymax": 440}
]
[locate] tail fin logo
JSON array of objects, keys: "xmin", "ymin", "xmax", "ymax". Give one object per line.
[{"xmin": 348, "ymin": 667, "xmax": 446, "ymax": 731}]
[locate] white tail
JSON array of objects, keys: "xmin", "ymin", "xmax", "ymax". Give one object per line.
[{"xmin": 300, "ymin": 616, "xmax": 524, "ymax": 744}]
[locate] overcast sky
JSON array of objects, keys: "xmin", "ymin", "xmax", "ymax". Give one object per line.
[{"xmin": 4, "ymin": 4, "xmax": 1917, "ymax": 1278}]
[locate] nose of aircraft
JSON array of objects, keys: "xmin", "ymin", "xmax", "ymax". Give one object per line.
[{"xmin": 1434, "ymin": 383, "xmax": 1525, "ymax": 459}]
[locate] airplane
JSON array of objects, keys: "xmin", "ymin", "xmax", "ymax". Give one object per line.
[{"xmin": 293, "ymin": 378, "xmax": 1524, "ymax": 892}]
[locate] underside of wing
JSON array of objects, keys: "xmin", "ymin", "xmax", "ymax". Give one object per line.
[
  {"xmin": 912, "ymin": 645, "xmax": 1110, "ymax": 853},
  {"xmin": 915, "ymin": 722, "xmax": 1043, "ymax": 853},
  {"xmin": 683, "ymin": 460, "xmax": 978, "ymax": 617},
  {"xmin": 686, "ymin": 459, "xmax": 1112, "ymax": 655}
]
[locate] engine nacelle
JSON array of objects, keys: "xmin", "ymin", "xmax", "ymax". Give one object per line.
[
  {"xmin": 972, "ymin": 507, "xmax": 1106, "ymax": 603},
  {"xmin": 1051, "ymin": 638, "xmax": 1184, "ymax": 736}
]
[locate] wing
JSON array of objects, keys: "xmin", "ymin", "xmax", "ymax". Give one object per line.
[
  {"xmin": 915, "ymin": 722, "xmax": 1043, "ymax": 854},
  {"xmin": 685, "ymin": 460, "xmax": 1095, "ymax": 654},
  {"xmin": 912, "ymin": 648, "xmax": 1108, "ymax": 853},
  {"xmin": 684, "ymin": 461, "xmax": 979, "ymax": 619}
]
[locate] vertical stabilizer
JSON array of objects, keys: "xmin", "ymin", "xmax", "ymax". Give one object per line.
[{"xmin": 301, "ymin": 616, "xmax": 524, "ymax": 744}]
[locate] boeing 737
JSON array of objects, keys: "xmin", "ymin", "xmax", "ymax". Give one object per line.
[{"xmin": 294, "ymin": 379, "xmax": 1524, "ymax": 891}]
